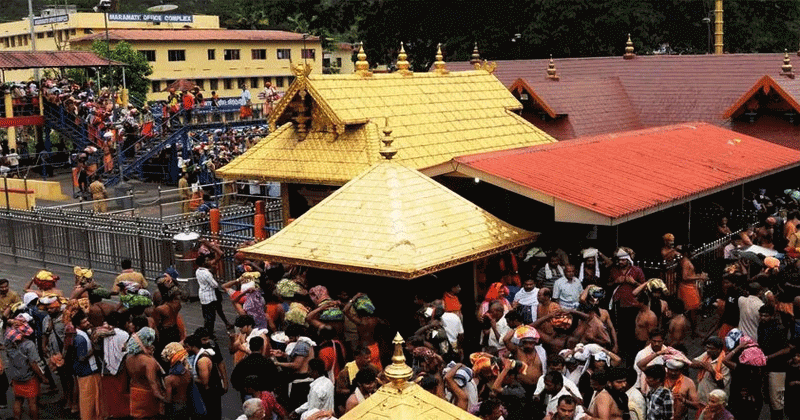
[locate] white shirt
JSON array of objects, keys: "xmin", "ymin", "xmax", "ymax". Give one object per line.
[
  {"xmin": 295, "ymin": 376, "xmax": 334, "ymax": 414},
  {"xmin": 738, "ymin": 295, "xmax": 764, "ymax": 342},
  {"xmin": 627, "ymin": 386, "xmax": 647, "ymax": 420},
  {"xmin": 539, "ymin": 385, "xmax": 585, "ymax": 418},
  {"xmin": 553, "ymin": 277, "xmax": 583, "ymax": 309},
  {"xmin": 103, "ymin": 327, "xmax": 129, "ymax": 375},
  {"xmin": 441, "ymin": 312, "xmax": 464, "ymax": 347},
  {"xmin": 534, "ymin": 374, "xmax": 581, "ymax": 401},
  {"xmin": 633, "ymin": 345, "xmax": 663, "ymax": 392},
  {"xmin": 195, "ymin": 267, "xmax": 219, "ymax": 305},
  {"xmin": 482, "ymin": 316, "xmax": 510, "ymax": 349}
]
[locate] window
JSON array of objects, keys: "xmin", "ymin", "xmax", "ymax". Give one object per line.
[
  {"xmin": 195, "ymin": 79, "xmax": 204, "ymax": 90},
  {"xmin": 23, "ymin": 36, "xmax": 29, "ymax": 46},
  {"xmin": 251, "ymin": 49, "xmax": 266, "ymax": 60},
  {"xmin": 223, "ymin": 78, "xmax": 232, "ymax": 90},
  {"xmin": 151, "ymin": 81, "xmax": 160, "ymax": 93},
  {"xmin": 70, "ymin": 29, "xmax": 76, "ymax": 35},
  {"xmin": 288, "ymin": 76, "xmax": 296, "ymax": 84},
  {"xmin": 276, "ymin": 49, "xmax": 291, "ymax": 60},
  {"xmin": 10, "ymin": 37, "xmax": 14, "ymax": 47},
  {"xmin": 139, "ymin": 50, "xmax": 156, "ymax": 62},
  {"xmin": 207, "ymin": 49, "xmax": 215, "ymax": 60},
  {"xmin": 250, "ymin": 77, "xmax": 259, "ymax": 88},
  {"xmin": 301, "ymin": 49, "xmax": 315, "ymax": 60},
  {"xmin": 209, "ymin": 79, "xmax": 218, "ymax": 90},
  {"xmin": 37, "ymin": 33, "xmax": 44, "ymax": 39},
  {"xmin": 168, "ymin": 50, "xmax": 186, "ymax": 62},
  {"xmin": 46, "ymin": 31, "xmax": 53, "ymax": 38},
  {"xmin": 336, "ymin": 57, "xmax": 342, "ymax": 67},
  {"xmin": 165, "ymin": 80, "xmax": 175, "ymax": 88},
  {"xmin": 83, "ymin": 29, "xmax": 92, "ymax": 34},
  {"xmin": 2, "ymin": 38, "xmax": 7, "ymax": 48},
  {"xmin": 275, "ymin": 77, "xmax": 284, "ymax": 88},
  {"xmin": 263, "ymin": 77, "xmax": 272, "ymax": 86},
  {"xmin": 238, "ymin": 78, "xmax": 246, "ymax": 89},
  {"xmin": 224, "ymin": 49, "xmax": 240, "ymax": 60}
]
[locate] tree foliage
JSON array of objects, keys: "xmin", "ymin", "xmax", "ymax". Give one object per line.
[{"xmin": 91, "ymin": 40, "xmax": 153, "ymax": 103}]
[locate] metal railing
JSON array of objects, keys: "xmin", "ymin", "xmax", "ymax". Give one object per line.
[{"xmin": 0, "ymin": 180, "xmax": 283, "ymax": 281}]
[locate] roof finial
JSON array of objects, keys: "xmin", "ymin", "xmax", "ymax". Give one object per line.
[
  {"xmin": 396, "ymin": 42, "xmax": 412, "ymax": 75},
  {"xmin": 384, "ymin": 333, "xmax": 413, "ymax": 387},
  {"xmin": 355, "ymin": 42, "xmax": 372, "ymax": 77},
  {"xmin": 782, "ymin": 49, "xmax": 795, "ymax": 78},
  {"xmin": 380, "ymin": 119, "xmax": 397, "ymax": 160},
  {"xmin": 546, "ymin": 54, "xmax": 559, "ymax": 81},
  {"xmin": 623, "ymin": 33, "xmax": 636, "ymax": 60},
  {"xmin": 434, "ymin": 43, "xmax": 449, "ymax": 74},
  {"xmin": 470, "ymin": 42, "xmax": 481, "ymax": 65}
]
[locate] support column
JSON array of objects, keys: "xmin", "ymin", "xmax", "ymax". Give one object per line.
[
  {"xmin": 714, "ymin": 0, "xmax": 724, "ymax": 55},
  {"xmin": 280, "ymin": 182, "xmax": 290, "ymax": 226},
  {"xmin": 4, "ymin": 94, "xmax": 15, "ymax": 150}
]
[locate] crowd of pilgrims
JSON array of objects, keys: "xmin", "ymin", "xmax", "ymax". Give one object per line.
[{"xmin": 3, "ymin": 193, "xmax": 800, "ymax": 420}]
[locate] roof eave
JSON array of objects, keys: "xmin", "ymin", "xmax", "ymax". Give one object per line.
[{"xmin": 509, "ymin": 78, "xmax": 558, "ymax": 118}]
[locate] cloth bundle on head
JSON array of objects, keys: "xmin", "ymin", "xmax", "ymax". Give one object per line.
[
  {"xmin": 120, "ymin": 293, "xmax": 153, "ymax": 309},
  {"xmin": 73, "ymin": 266, "xmax": 93, "ymax": 281},
  {"xmin": 443, "ymin": 361, "xmax": 474, "ymax": 388},
  {"xmin": 551, "ymin": 313, "xmax": 573, "ymax": 329},
  {"xmin": 615, "ymin": 248, "xmax": 634, "ymax": 265},
  {"xmin": 161, "ymin": 341, "xmax": 188, "ymax": 367},
  {"xmin": 39, "ymin": 293, "xmax": 60, "ymax": 309},
  {"xmin": 666, "ymin": 359, "xmax": 685, "ymax": 370},
  {"xmin": 586, "ymin": 285, "xmax": 605, "ymax": 302},
  {"xmin": 510, "ymin": 325, "xmax": 540, "ymax": 345},
  {"xmin": 309, "ymin": 286, "xmax": 331, "ymax": 306},
  {"xmin": 413, "ymin": 346, "xmax": 444, "ymax": 367},
  {"xmin": 5, "ymin": 314, "xmax": 34, "ymax": 343},
  {"xmin": 353, "ymin": 294, "xmax": 375, "ymax": 315},
  {"xmin": 22, "ymin": 292, "xmax": 38, "ymax": 307},
  {"xmin": 725, "ymin": 329, "xmax": 766, "ymax": 366},
  {"xmin": 470, "ymin": 352, "xmax": 501, "ymax": 376},
  {"xmin": 285, "ymin": 302, "xmax": 309, "ymax": 326},
  {"xmin": 33, "ymin": 270, "xmax": 59, "ymax": 290},
  {"xmin": 764, "ymin": 257, "xmax": 780, "ymax": 269},
  {"xmin": 484, "ymin": 282, "xmax": 509, "ymax": 303},
  {"xmin": 276, "ymin": 279, "xmax": 304, "ymax": 298},
  {"xmin": 127, "ymin": 327, "xmax": 155, "ymax": 355},
  {"xmin": 579, "ymin": 248, "xmax": 601, "ymax": 282},
  {"xmin": 646, "ymin": 278, "xmax": 667, "ymax": 294},
  {"xmin": 663, "ymin": 233, "xmax": 675, "ymax": 242},
  {"xmin": 239, "ymin": 271, "xmax": 261, "ymax": 285}
]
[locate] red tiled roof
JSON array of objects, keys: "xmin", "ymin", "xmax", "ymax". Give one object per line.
[
  {"xmin": 450, "ymin": 54, "xmax": 784, "ymax": 127},
  {"xmin": 70, "ymin": 29, "xmax": 318, "ymax": 43},
  {"xmin": 510, "ymin": 76, "xmax": 644, "ymax": 138},
  {"xmin": 0, "ymin": 51, "xmax": 124, "ymax": 70},
  {"xmin": 443, "ymin": 123, "xmax": 800, "ymax": 225}
]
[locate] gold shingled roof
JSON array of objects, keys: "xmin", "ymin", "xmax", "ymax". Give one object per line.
[
  {"xmin": 216, "ymin": 67, "xmax": 556, "ymax": 185},
  {"xmin": 239, "ymin": 160, "xmax": 537, "ymax": 279}
]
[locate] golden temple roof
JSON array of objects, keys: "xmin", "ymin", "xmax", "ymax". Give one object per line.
[
  {"xmin": 216, "ymin": 64, "xmax": 556, "ymax": 185},
  {"xmin": 341, "ymin": 334, "xmax": 480, "ymax": 420},
  {"xmin": 239, "ymin": 158, "xmax": 538, "ymax": 279}
]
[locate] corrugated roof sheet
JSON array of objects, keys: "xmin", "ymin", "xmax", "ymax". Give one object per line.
[
  {"xmin": 511, "ymin": 76, "xmax": 644, "ymax": 138},
  {"xmin": 217, "ymin": 69, "xmax": 556, "ymax": 185},
  {"xmin": 70, "ymin": 29, "xmax": 317, "ymax": 43},
  {"xmin": 0, "ymin": 51, "xmax": 125, "ymax": 70},
  {"xmin": 450, "ymin": 54, "xmax": 784, "ymax": 127},
  {"xmin": 453, "ymin": 122, "xmax": 800, "ymax": 224},
  {"xmin": 240, "ymin": 160, "xmax": 537, "ymax": 279}
]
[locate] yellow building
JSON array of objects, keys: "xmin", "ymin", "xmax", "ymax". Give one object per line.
[{"xmin": 70, "ymin": 28, "xmax": 324, "ymax": 101}]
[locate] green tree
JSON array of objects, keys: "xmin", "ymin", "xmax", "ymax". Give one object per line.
[{"xmin": 91, "ymin": 40, "xmax": 153, "ymax": 104}]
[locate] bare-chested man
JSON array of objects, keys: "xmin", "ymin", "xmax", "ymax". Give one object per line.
[
  {"xmin": 87, "ymin": 290, "xmax": 116, "ymax": 327},
  {"xmin": 580, "ymin": 289, "xmax": 618, "ymax": 353},
  {"xmin": 635, "ymin": 293, "xmax": 658, "ymax": 348},
  {"xmin": 160, "ymin": 342, "xmax": 191, "ymax": 418},
  {"xmin": 125, "ymin": 327, "xmax": 165, "ymax": 419},
  {"xmin": 585, "ymin": 367, "xmax": 630, "ymax": 420},
  {"xmin": 343, "ymin": 293, "xmax": 385, "ymax": 368},
  {"xmin": 664, "ymin": 360, "xmax": 700, "ymax": 420},
  {"xmin": 666, "ymin": 300, "xmax": 690, "ymax": 352},
  {"xmin": 504, "ymin": 325, "xmax": 545, "ymax": 387},
  {"xmin": 152, "ymin": 289, "xmax": 184, "ymax": 363}
]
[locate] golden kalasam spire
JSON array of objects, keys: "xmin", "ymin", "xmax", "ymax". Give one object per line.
[
  {"xmin": 355, "ymin": 42, "xmax": 372, "ymax": 76},
  {"xmin": 434, "ymin": 43, "xmax": 449, "ymax": 74},
  {"xmin": 380, "ymin": 121, "xmax": 397, "ymax": 160},
  {"xmin": 546, "ymin": 54, "xmax": 559, "ymax": 81},
  {"xmin": 396, "ymin": 42, "xmax": 412, "ymax": 75},
  {"xmin": 782, "ymin": 49, "xmax": 795, "ymax": 78},
  {"xmin": 623, "ymin": 33, "xmax": 636, "ymax": 60},
  {"xmin": 470, "ymin": 42, "xmax": 481, "ymax": 65},
  {"xmin": 384, "ymin": 333, "xmax": 413, "ymax": 387}
]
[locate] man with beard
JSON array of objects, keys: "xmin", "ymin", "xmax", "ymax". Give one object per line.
[
  {"xmin": 585, "ymin": 367, "xmax": 631, "ymax": 420},
  {"xmin": 344, "ymin": 367, "xmax": 379, "ymax": 413},
  {"xmin": 546, "ymin": 395, "xmax": 581, "ymax": 420}
]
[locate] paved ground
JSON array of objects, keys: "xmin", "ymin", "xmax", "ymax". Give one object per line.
[{"xmin": 0, "ymin": 252, "xmax": 244, "ymax": 419}]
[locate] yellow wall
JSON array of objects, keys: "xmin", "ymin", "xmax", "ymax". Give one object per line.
[
  {"xmin": 0, "ymin": 187, "xmax": 36, "ymax": 209},
  {"xmin": 4, "ymin": 178, "xmax": 68, "ymax": 201}
]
